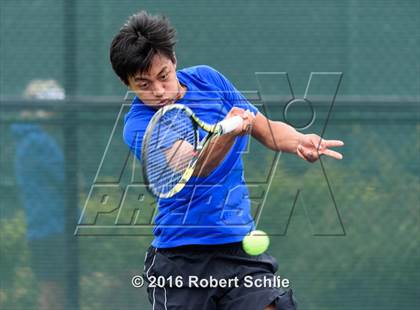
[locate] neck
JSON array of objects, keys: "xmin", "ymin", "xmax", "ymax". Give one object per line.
[{"xmin": 176, "ymin": 81, "xmax": 187, "ymax": 100}]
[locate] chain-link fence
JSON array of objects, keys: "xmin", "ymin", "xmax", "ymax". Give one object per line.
[{"xmin": 1, "ymin": 1, "xmax": 419, "ymax": 309}]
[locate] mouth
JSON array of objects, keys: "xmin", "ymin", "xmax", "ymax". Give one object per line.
[{"xmin": 157, "ymin": 99, "xmax": 172, "ymax": 106}]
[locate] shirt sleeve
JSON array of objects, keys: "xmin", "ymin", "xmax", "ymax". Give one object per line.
[
  {"xmin": 123, "ymin": 112, "xmax": 149, "ymax": 162},
  {"xmin": 197, "ymin": 65, "xmax": 259, "ymax": 114},
  {"xmin": 124, "ymin": 109, "xmax": 189, "ymax": 163}
]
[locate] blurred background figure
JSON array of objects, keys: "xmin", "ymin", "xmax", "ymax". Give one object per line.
[{"xmin": 10, "ymin": 79, "xmax": 66, "ymax": 310}]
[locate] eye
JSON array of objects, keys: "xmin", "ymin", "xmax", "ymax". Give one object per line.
[
  {"xmin": 160, "ymin": 73, "xmax": 168, "ymax": 80},
  {"xmin": 138, "ymin": 82, "xmax": 149, "ymax": 89}
]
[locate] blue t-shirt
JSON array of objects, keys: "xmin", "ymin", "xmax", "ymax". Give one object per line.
[
  {"xmin": 10, "ymin": 124, "xmax": 65, "ymax": 240},
  {"xmin": 123, "ymin": 65, "xmax": 258, "ymax": 248}
]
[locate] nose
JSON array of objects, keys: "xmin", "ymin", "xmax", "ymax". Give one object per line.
[{"xmin": 152, "ymin": 83, "xmax": 165, "ymax": 98}]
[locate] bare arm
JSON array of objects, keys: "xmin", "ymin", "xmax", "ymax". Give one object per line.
[
  {"xmin": 164, "ymin": 107, "xmax": 254, "ymax": 177},
  {"xmin": 193, "ymin": 133, "xmax": 237, "ymax": 177},
  {"xmin": 163, "ymin": 134, "xmax": 237, "ymax": 177},
  {"xmin": 193, "ymin": 107, "xmax": 255, "ymax": 176},
  {"xmin": 251, "ymin": 112, "xmax": 344, "ymax": 162},
  {"xmin": 251, "ymin": 112, "xmax": 304, "ymax": 153}
]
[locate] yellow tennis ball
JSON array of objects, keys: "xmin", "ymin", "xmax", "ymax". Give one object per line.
[{"xmin": 242, "ymin": 230, "xmax": 270, "ymax": 256}]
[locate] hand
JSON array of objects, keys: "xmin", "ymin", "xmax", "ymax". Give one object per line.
[
  {"xmin": 225, "ymin": 107, "xmax": 256, "ymax": 136},
  {"xmin": 297, "ymin": 134, "xmax": 344, "ymax": 163}
]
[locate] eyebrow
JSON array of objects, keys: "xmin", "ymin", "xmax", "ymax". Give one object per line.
[{"xmin": 134, "ymin": 66, "xmax": 168, "ymax": 81}]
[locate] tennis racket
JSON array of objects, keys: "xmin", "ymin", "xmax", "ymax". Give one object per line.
[{"xmin": 141, "ymin": 104, "xmax": 243, "ymax": 198}]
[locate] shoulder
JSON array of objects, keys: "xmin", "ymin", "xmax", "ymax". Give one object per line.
[
  {"xmin": 123, "ymin": 98, "xmax": 154, "ymax": 147},
  {"xmin": 187, "ymin": 65, "xmax": 219, "ymax": 76},
  {"xmin": 16, "ymin": 127, "xmax": 55, "ymax": 149},
  {"xmin": 178, "ymin": 65, "xmax": 226, "ymax": 84},
  {"xmin": 16, "ymin": 131, "xmax": 62, "ymax": 163},
  {"xmin": 124, "ymin": 97, "xmax": 154, "ymax": 125}
]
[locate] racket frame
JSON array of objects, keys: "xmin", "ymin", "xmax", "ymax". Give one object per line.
[{"xmin": 142, "ymin": 104, "xmax": 227, "ymax": 198}]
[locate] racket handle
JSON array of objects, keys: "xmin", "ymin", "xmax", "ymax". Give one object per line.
[{"xmin": 219, "ymin": 115, "xmax": 243, "ymax": 134}]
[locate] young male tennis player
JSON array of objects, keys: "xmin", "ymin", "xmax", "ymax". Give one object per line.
[{"xmin": 110, "ymin": 11, "xmax": 344, "ymax": 310}]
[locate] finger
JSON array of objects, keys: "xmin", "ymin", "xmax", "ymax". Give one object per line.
[
  {"xmin": 247, "ymin": 114, "xmax": 256, "ymax": 126},
  {"xmin": 307, "ymin": 151, "xmax": 318, "ymax": 162},
  {"xmin": 324, "ymin": 140, "xmax": 344, "ymax": 148},
  {"xmin": 241, "ymin": 112, "xmax": 254, "ymax": 128},
  {"xmin": 245, "ymin": 123, "xmax": 252, "ymax": 134},
  {"xmin": 228, "ymin": 107, "xmax": 245, "ymax": 117},
  {"xmin": 296, "ymin": 145, "xmax": 307, "ymax": 161},
  {"xmin": 297, "ymin": 145, "xmax": 318, "ymax": 162},
  {"xmin": 241, "ymin": 119, "xmax": 253, "ymax": 134},
  {"xmin": 230, "ymin": 107, "xmax": 245, "ymax": 112},
  {"xmin": 244, "ymin": 110, "xmax": 250, "ymax": 120},
  {"xmin": 320, "ymin": 148, "xmax": 343, "ymax": 160},
  {"xmin": 245, "ymin": 109, "xmax": 255, "ymax": 118},
  {"xmin": 249, "ymin": 111, "xmax": 256, "ymax": 122},
  {"xmin": 245, "ymin": 110, "xmax": 254, "ymax": 120}
]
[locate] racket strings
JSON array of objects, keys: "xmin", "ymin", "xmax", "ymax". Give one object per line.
[{"xmin": 144, "ymin": 109, "xmax": 197, "ymax": 196}]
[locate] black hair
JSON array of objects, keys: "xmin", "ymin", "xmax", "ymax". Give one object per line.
[{"xmin": 110, "ymin": 11, "xmax": 176, "ymax": 85}]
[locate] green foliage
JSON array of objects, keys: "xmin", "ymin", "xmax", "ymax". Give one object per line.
[{"xmin": 0, "ymin": 211, "xmax": 37, "ymax": 309}]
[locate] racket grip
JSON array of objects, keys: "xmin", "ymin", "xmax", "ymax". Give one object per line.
[{"xmin": 219, "ymin": 116, "xmax": 243, "ymax": 134}]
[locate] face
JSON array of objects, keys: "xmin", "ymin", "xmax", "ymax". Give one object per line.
[{"xmin": 127, "ymin": 54, "xmax": 183, "ymax": 109}]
